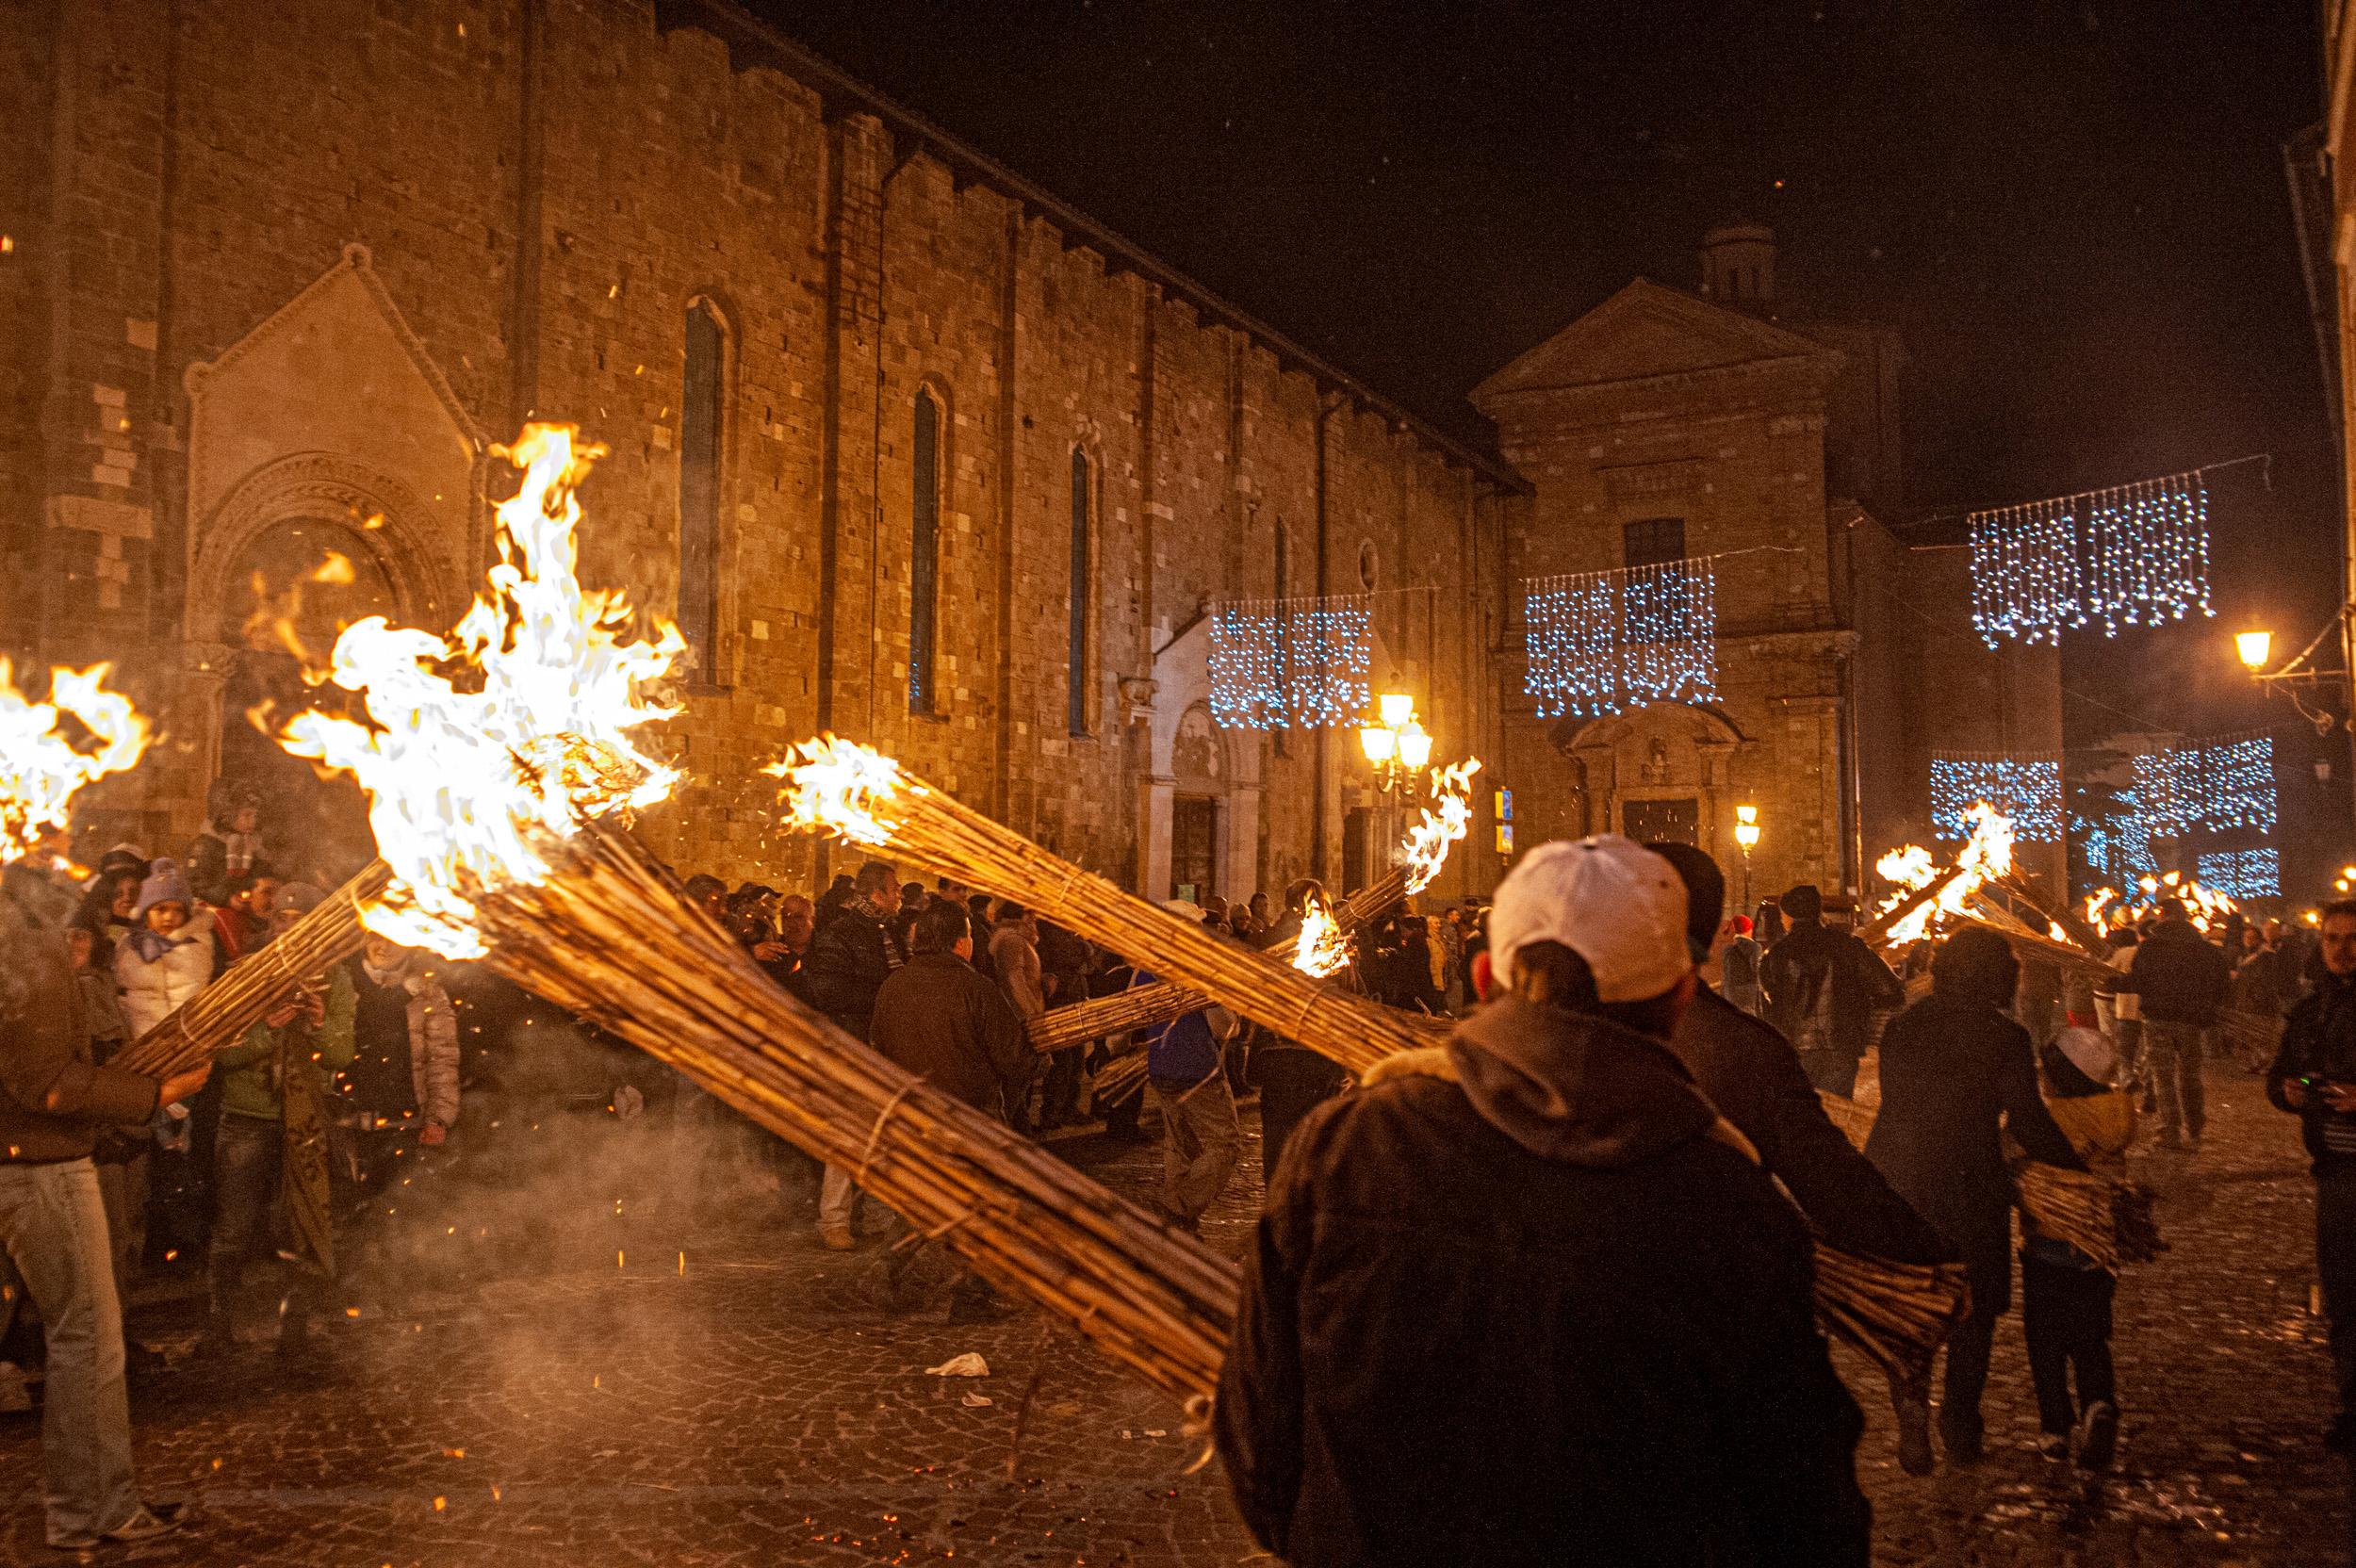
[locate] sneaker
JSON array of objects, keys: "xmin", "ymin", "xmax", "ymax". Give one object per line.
[
  {"xmin": 1892, "ymin": 1395, "xmax": 1935, "ymax": 1477},
  {"xmin": 51, "ymin": 1502, "xmax": 188, "ymax": 1550},
  {"xmin": 2076, "ymin": 1400, "xmax": 2119, "ymax": 1469},
  {"xmin": 820, "ymin": 1223, "xmax": 857, "ymax": 1251},
  {"xmin": 2038, "ymin": 1430, "xmax": 2070, "ymax": 1462}
]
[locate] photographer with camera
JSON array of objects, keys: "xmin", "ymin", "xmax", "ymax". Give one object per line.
[{"xmin": 2266, "ymin": 899, "xmax": 2356, "ymax": 1452}]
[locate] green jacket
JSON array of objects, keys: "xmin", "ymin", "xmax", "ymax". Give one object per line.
[{"xmin": 217, "ymin": 966, "xmax": 358, "ymax": 1122}]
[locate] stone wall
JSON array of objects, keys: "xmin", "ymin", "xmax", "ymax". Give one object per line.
[{"xmin": 3, "ymin": 0, "xmax": 1512, "ymax": 906}]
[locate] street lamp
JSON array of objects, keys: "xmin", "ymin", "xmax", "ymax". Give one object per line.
[
  {"xmin": 1360, "ymin": 690, "xmax": 1432, "ymax": 796},
  {"xmin": 2236, "ymin": 629, "xmax": 2273, "ymax": 672},
  {"xmin": 1731, "ymin": 804, "xmax": 1761, "ymax": 912}
]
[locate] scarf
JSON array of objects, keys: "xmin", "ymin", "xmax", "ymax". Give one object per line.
[{"xmin": 125, "ymin": 926, "xmax": 192, "ymax": 963}]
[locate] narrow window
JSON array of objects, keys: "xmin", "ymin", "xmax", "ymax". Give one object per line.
[
  {"xmin": 1272, "ymin": 521, "xmax": 1290, "ymax": 757},
  {"xmin": 679, "ymin": 301, "xmax": 724, "ymax": 677},
  {"xmin": 1622, "ymin": 516, "xmax": 1686, "ymax": 567},
  {"xmin": 1068, "ymin": 449, "xmax": 1091, "ymax": 735},
  {"xmin": 909, "ymin": 389, "xmax": 941, "ymax": 714}
]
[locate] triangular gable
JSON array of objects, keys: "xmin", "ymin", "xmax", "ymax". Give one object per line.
[{"xmin": 1471, "ymin": 278, "xmax": 1839, "ymax": 409}]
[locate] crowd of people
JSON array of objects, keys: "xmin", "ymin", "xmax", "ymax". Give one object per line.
[{"xmin": 13, "ymin": 777, "xmax": 2356, "ymax": 1559}]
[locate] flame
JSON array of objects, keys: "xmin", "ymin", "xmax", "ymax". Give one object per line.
[
  {"xmin": 311, "ymin": 550, "xmax": 355, "ymax": 586},
  {"xmin": 1874, "ymin": 801, "xmax": 2016, "ymax": 944},
  {"xmin": 2088, "ymin": 874, "xmax": 2239, "ymax": 935},
  {"xmin": 1398, "ymin": 758, "xmax": 1482, "ymax": 894},
  {"xmin": 1291, "ymin": 890, "xmax": 1350, "ymax": 978},
  {"xmin": 0, "ymin": 661, "xmax": 151, "ymax": 863},
  {"xmin": 768, "ymin": 735, "xmax": 907, "ymax": 845},
  {"xmin": 277, "ymin": 424, "xmax": 684, "ymax": 956}
]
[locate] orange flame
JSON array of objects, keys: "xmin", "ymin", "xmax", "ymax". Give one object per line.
[
  {"xmin": 277, "ymin": 424, "xmax": 684, "ymax": 956},
  {"xmin": 1398, "ymin": 758, "xmax": 1481, "ymax": 894},
  {"xmin": 2086, "ymin": 874, "xmax": 2238, "ymax": 935},
  {"xmin": 0, "ymin": 660, "xmax": 150, "ymax": 863},
  {"xmin": 767, "ymin": 735, "xmax": 907, "ymax": 846},
  {"xmin": 1874, "ymin": 801, "xmax": 2016, "ymax": 944},
  {"xmin": 1291, "ymin": 890, "xmax": 1350, "ymax": 978}
]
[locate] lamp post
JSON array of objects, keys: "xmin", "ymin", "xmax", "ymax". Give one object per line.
[
  {"xmin": 1732, "ymin": 804, "xmax": 1761, "ymax": 913},
  {"xmin": 1359, "ymin": 690, "xmax": 1432, "ymax": 797}
]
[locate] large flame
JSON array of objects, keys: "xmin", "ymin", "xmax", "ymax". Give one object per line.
[
  {"xmin": 1875, "ymin": 801, "xmax": 2016, "ymax": 944},
  {"xmin": 279, "ymin": 424, "xmax": 684, "ymax": 956},
  {"xmin": 1292, "ymin": 890, "xmax": 1351, "ymax": 978},
  {"xmin": 769, "ymin": 735, "xmax": 906, "ymax": 846},
  {"xmin": 1398, "ymin": 758, "xmax": 1481, "ymax": 894},
  {"xmin": 0, "ymin": 661, "xmax": 151, "ymax": 863},
  {"xmin": 2085, "ymin": 873, "xmax": 2239, "ymax": 936}
]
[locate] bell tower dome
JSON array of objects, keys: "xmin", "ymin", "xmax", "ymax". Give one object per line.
[{"xmin": 1699, "ymin": 221, "xmax": 1776, "ymax": 310}]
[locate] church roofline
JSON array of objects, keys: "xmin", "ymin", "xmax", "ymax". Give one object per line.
[{"xmin": 653, "ymin": 0, "xmax": 1528, "ymax": 493}]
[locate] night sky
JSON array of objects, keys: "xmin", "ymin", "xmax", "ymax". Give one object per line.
[{"xmin": 766, "ymin": 0, "xmax": 2348, "ymax": 856}]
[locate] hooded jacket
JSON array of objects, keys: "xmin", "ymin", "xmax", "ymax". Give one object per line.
[
  {"xmin": 0, "ymin": 860, "xmax": 160, "ymax": 1163},
  {"xmin": 1215, "ymin": 994, "xmax": 1869, "ymax": 1568}
]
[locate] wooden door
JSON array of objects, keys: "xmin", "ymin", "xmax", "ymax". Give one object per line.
[{"xmin": 1171, "ymin": 796, "xmax": 1218, "ymax": 903}]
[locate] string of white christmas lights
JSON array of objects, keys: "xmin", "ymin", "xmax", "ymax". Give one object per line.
[
  {"xmin": 1522, "ymin": 555, "xmax": 1718, "ymax": 719},
  {"xmin": 1929, "ymin": 752, "xmax": 2062, "ymax": 841},
  {"xmin": 1969, "ymin": 470, "xmax": 2215, "ymax": 647},
  {"xmin": 1206, "ymin": 591, "xmax": 1371, "ymax": 729},
  {"xmin": 2195, "ymin": 847, "xmax": 2280, "ymax": 900},
  {"xmin": 2131, "ymin": 731, "xmax": 2277, "ymax": 839}
]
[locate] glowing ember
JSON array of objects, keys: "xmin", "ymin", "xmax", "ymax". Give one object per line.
[
  {"xmin": 0, "ymin": 660, "xmax": 150, "ymax": 863},
  {"xmin": 1875, "ymin": 801, "xmax": 2016, "ymax": 944},
  {"xmin": 1291, "ymin": 890, "xmax": 1351, "ymax": 978},
  {"xmin": 1398, "ymin": 759, "xmax": 1482, "ymax": 894},
  {"xmin": 279, "ymin": 424, "xmax": 684, "ymax": 956}
]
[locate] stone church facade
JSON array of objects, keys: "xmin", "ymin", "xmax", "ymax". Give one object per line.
[{"xmin": 4, "ymin": 2, "xmax": 2056, "ymax": 907}]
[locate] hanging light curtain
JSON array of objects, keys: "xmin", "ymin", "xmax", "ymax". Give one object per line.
[
  {"xmin": 1522, "ymin": 555, "xmax": 1718, "ymax": 720},
  {"xmin": 1207, "ymin": 591, "xmax": 1371, "ymax": 729},
  {"xmin": 1970, "ymin": 473, "xmax": 2212, "ymax": 647},
  {"xmin": 1927, "ymin": 752, "xmax": 2062, "ymax": 841}
]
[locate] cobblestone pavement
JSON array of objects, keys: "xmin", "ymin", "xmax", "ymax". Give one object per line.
[{"xmin": 2, "ymin": 1062, "xmax": 2349, "ymax": 1565}]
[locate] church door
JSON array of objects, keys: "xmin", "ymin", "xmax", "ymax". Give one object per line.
[
  {"xmin": 1171, "ymin": 796, "xmax": 1218, "ymax": 904},
  {"xmin": 1622, "ymin": 797, "xmax": 1699, "ymax": 846}
]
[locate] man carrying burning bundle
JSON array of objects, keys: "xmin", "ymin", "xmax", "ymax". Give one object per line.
[{"xmin": 1217, "ymin": 836, "xmax": 1868, "ymax": 1565}]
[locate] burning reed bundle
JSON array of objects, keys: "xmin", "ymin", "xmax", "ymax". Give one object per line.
[
  {"xmin": 777, "ymin": 739, "xmax": 1437, "ymax": 1076},
  {"xmin": 112, "ymin": 859, "xmax": 391, "ymax": 1077},
  {"xmin": 460, "ymin": 824, "xmax": 1240, "ymax": 1405},
  {"xmin": 2014, "ymin": 1162, "xmax": 2165, "ymax": 1270},
  {"xmin": 1810, "ymin": 1245, "xmax": 1971, "ymax": 1392}
]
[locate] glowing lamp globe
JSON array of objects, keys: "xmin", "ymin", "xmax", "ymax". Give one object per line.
[
  {"xmin": 1397, "ymin": 721, "xmax": 1433, "ymax": 771},
  {"xmin": 2235, "ymin": 629, "xmax": 2272, "ymax": 671},
  {"xmin": 1359, "ymin": 725, "xmax": 1395, "ymax": 764},
  {"xmin": 1379, "ymin": 692, "xmax": 1415, "ymax": 728}
]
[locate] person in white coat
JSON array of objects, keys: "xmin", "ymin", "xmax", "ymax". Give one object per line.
[{"xmin": 109, "ymin": 859, "xmax": 220, "ymax": 1039}]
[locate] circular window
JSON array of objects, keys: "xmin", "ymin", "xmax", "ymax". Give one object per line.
[{"xmin": 1357, "ymin": 540, "xmax": 1379, "ymax": 591}]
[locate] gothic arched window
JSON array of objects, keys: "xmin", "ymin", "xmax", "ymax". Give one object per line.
[
  {"xmin": 679, "ymin": 299, "xmax": 724, "ymax": 677},
  {"xmin": 1068, "ymin": 449, "xmax": 1091, "ymax": 735},
  {"xmin": 909, "ymin": 388, "xmax": 941, "ymax": 714}
]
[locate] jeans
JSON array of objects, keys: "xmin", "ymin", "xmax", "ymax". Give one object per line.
[
  {"xmin": 1938, "ymin": 1257, "xmax": 2009, "ymax": 1441},
  {"xmin": 1041, "ymin": 1047, "xmax": 1085, "ymax": 1126},
  {"xmin": 92, "ymin": 1150, "xmax": 147, "ymax": 1316},
  {"xmin": 0, "ymin": 1159, "xmax": 140, "ymax": 1544},
  {"xmin": 2145, "ymin": 1021, "xmax": 2207, "ymax": 1140},
  {"xmin": 818, "ymin": 1165, "xmax": 861, "ymax": 1232},
  {"xmin": 1149, "ymin": 1072, "xmax": 1242, "ymax": 1226},
  {"xmin": 2021, "ymin": 1250, "xmax": 2117, "ymax": 1433},
  {"xmin": 2317, "ymin": 1162, "xmax": 2356, "ymax": 1428},
  {"xmin": 207, "ymin": 1114, "xmax": 284, "ymax": 1321},
  {"xmin": 1798, "ymin": 1049, "xmax": 1860, "ymax": 1100},
  {"xmin": 2112, "ymin": 1017, "xmax": 2145, "ymax": 1090}
]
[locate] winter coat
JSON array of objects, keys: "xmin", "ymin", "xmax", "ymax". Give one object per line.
[
  {"xmin": 1133, "ymin": 969, "xmax": 1222, "ymax": 1085},
  {"xmin": 112, "ymin": 916, "xmax": 220, "ymax": 1039},
  {"xmin": 1216, "ymin": 994, "xmax": 1869, "ymax": 1568},
  {"xmin": 2129, "ymin": 919, "xmax": 2233, "ymax": 1026},
  {"xmin": 2267, "ymin": 970, "xmax": 2356, "ymax": 1170},
  {"xmin": 1670, "ymin": 985, "xmax": 1953, "ymax": 1264},
  {"xmin": 217, "ymin": 967, "xmax": 358, "ymax": 1124},
  {"xmin": 1866, "ymin": 992, "xmax": 2086, "ymax": 1284},
  {"xmin": 870, "ymin": 952, "xmax": 1035, "ymax": 1122},
  {"xmin": 989, "ymin": 922, "xmax": 1046, "ymax": 1020},
  {"xmin": 0, "ymin": 860, "xmax": 161, "ymax": 1163},
  {"xmin": 350, "ymin": 957, "xmax": 461, "ymax": 1130},
  {"xmin": 800, "ymin": 904, "xmax": 905, "ymax": 1041},
  {"xmin": 1760, "ymin": 918, "xmax": 1904, "ymax": 1065},
  {"xmin": 1721, "ymin": 935, "xmax": 1766, "ymax": 1016}
]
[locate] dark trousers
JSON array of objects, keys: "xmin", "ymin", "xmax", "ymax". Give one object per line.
[
  {"xmin": 1939, "ymin": 1257, "xmax": 2009, "ymax": 1438},
  {"xmin": 2021, "ymin": 1251, "xmax": 2117, "ymax": 1433},
  {"xmin": 1040, "ymin": 1048, "xmax": 1085, "ymax": 1127},
  {"xmin": 1799, "ymin": 1048, "xmax": 1860, "ymax": 1099},
  {"xmin": 2317, "ymin": 1162, "xmax": 2356, "ymax": 1425},
  {"xmin": 206, "ymin": 1115, "xmax": 284, "ymax": 1321},
  {"xmin": 1255, "ymin": 1049, "xmax": 1349, "ymax": 1182}
]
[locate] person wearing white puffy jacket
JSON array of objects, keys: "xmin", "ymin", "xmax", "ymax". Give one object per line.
[{"xmin": 109, "ymin": 858, "xmax": 221, "ymax": 1039}]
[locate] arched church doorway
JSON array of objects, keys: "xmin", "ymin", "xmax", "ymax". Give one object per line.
[{"xmin": 213, "ymin": 516, "xmax": 402, "ymax": 888}]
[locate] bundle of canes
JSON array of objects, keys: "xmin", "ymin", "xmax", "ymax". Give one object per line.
[
  {"xmin": 112, "ymin": 859, "xmax": 392, "ymax": 1076},
  {"xmin": 777, "ymin": 738, "xmax": 1432, "ymax": 1076},
  {"xmin": 2013, "ymin": 1162, "xmax": 2166, "ymax": 1270},
  {"xmin": 1025, "ymin": 866, "xmax": 1413, "ymax": 1054},
  {"xmin": 458, "ymin": 821, "xmax": 1238, "ymax": 1407},
  {"xmin": 1810, "ymin": 1244, "xmax": 1971, "ymax": 1393},
  {"xmin": 1816, "ymin": 1088, "xmax": 1877, "ymax": 1153}
]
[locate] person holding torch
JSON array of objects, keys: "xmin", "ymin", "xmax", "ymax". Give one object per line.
[{"xmin": 1, "ymin": 825, "xmax": 209, "ymax": 1548}]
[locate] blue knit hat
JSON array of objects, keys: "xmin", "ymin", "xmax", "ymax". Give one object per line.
[{"xmin": 133, "ymin": 857, "xmax": 194, "ymax": 919}]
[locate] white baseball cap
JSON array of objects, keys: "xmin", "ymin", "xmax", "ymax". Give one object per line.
[
  {"xmin": 2053, "ymin": 1023, "xmax": 2118, "ymax": 1086},
  {"xmin": 1488, "ymin": 835, "xmax": 1692, "ymax": 1004}
]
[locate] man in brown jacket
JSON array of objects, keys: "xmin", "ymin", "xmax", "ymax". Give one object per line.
[{"xmin": 2, "ymin": 839, "xmax": 209, "ymax": 1548}]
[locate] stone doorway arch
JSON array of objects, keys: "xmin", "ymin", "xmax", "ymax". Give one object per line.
[{"xmin": 1560, "ymin": 703, "xmax": 1749, "ymax": 857}]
